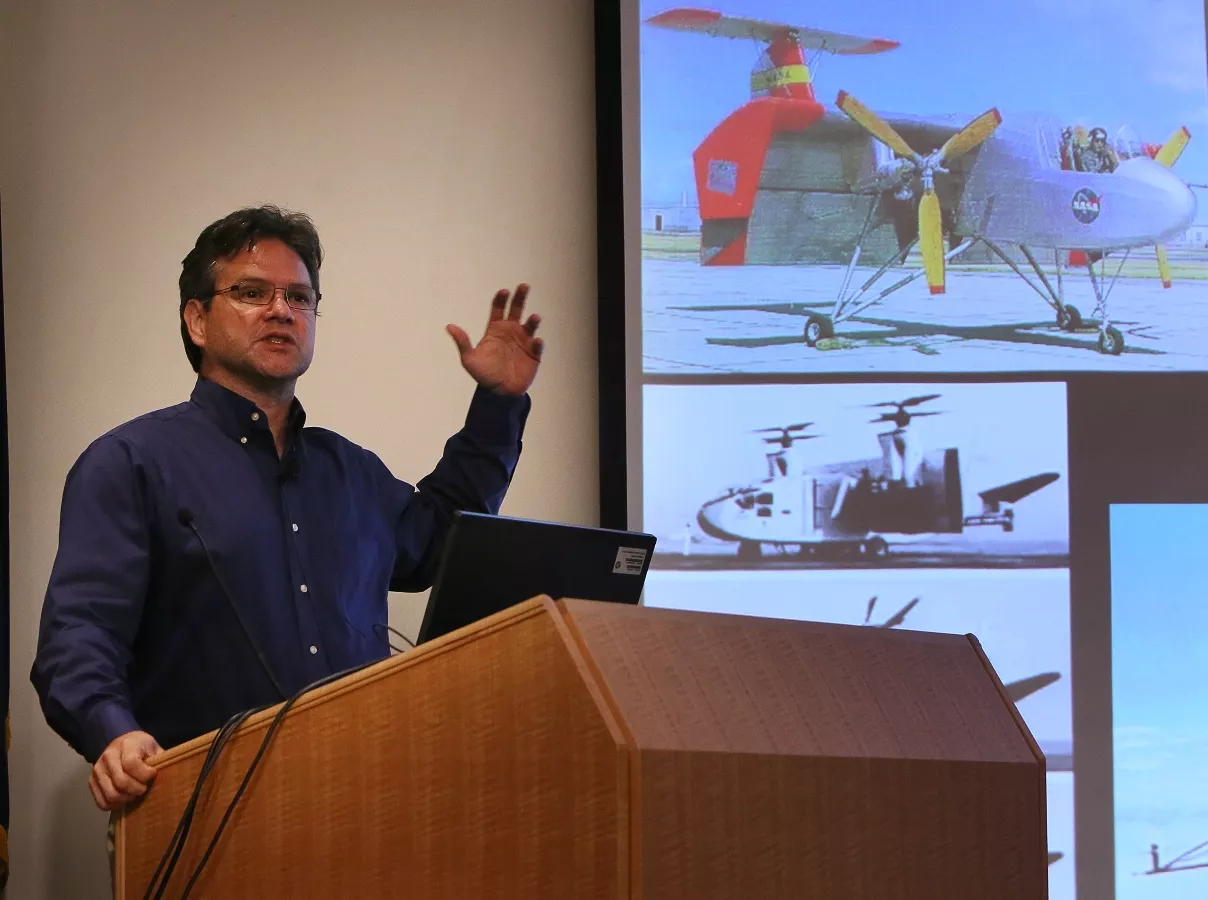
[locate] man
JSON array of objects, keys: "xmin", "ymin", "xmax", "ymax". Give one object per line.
[
  {"xmin": 1077, "ymin": 127, "xmax": 1118, "ymax": 174},
  {"xmin": 30, "ymin": 205, "xmax": 543, "ymax": 814}
]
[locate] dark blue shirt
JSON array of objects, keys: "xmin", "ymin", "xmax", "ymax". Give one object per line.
[{"xmin": 31, "ymin": 377, "xmax": 529, "ymax": 762}]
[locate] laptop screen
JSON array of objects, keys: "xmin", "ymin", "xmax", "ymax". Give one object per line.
[{"xmin": 416, "ymin": 511, "xmax": 657, "ymax": 644}]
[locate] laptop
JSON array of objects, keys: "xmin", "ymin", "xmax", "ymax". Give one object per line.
[{"xmin": 416, "ymin": 511, "xmax": 657, "ymax": 644}]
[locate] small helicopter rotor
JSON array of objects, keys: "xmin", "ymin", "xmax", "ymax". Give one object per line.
[
  {"xmin": 753, "ymin": 422, "xmax": 820, "ymax": 449},
  {"xmin": 866, "ymin": 394, "xmax": 942, "ymax": 428}
]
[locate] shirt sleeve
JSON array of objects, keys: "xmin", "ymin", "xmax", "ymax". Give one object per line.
[
  {"xmin": 30, "ymin": 435, "xmax": 152, "ymax": 763},
  {"xmin": 387, "ymin": 385, "xmax": 531, "ymax": 591}
]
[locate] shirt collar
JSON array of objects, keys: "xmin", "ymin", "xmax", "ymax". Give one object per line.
[{"xmin": 190, "ymin": 377, "xmax": 307, "ymax": 448}]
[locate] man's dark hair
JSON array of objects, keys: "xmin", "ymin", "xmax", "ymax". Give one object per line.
[{"xmin": 178, "ymin": 205, "xmax": 323, "ymax": 372}]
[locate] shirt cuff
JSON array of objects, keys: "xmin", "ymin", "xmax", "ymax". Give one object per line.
[
  {"xmin": 464, "ymin": 385, "xmax": 531, "ymax": 438},
  {"xmin": 83, "ymin": 700, "xmax": 143, "ymax": 764}
]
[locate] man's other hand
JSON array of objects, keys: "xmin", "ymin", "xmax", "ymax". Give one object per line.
[
  {"xmin": 447, "ymin": 284, "xmax": 544, "ymax": 397},
  {"xmin": 90, "ymin": 730, "xmax": 163, "ymax": 811}
]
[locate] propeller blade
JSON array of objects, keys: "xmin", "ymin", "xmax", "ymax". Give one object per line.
[
  {"xmin": 880, "ymin": 597, "xmax": 918, "ymax": 629},
  {"xmin": 1156, "ymin": 244, "xmax": 1172, "ymax": 288},
  {"xmin": 864, "ymin": 596, "xmax": 877, "ymax": 625},
  {"xmin": 1154, "ymin": 126, "xmax": 1191, "ymax": 168},
  {"xmin": 835, "ymin": 90, "xmax": 920, "ymax": 162},
  {"xmin": 918, "ymin": 190, "xmax": 945, "ymax": 294},
  {"xmin": 901, "ymin": 393, "xmax": 941, "ymax": 407},
  {"xmin": 754, "ymin": 422, "xmax": 813, "ymax": 433},
  {"xmin": 938, "ymin": 108, "xmax": 1003, "ymax": 163},
  {"xmin": 1004, "ymin": 671, "xmax": 1061, "ymax": 704}
]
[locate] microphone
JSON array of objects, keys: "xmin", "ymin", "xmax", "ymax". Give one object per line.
[{"xmin": 177, "ymin": 508, "xmax": 287, "ymax": 699}]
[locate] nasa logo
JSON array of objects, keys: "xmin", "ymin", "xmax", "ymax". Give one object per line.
[
  {"xmin": 707, "ymin": 159, "xmax": 738, "ymax": 196},
  {"xmin": 1071, "ymin": 188, "xmax": 1101, "ymax": 224}
]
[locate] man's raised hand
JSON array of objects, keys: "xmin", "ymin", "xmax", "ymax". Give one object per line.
[{"xmin": 447, "ymin": 284, "xmax": 544, "ymax": 397}]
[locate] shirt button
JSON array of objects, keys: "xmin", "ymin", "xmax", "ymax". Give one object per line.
[
  {"xmin": 292, "ymin": 523, "xmax": 299, "ymax": 532},
  {"xmin": 251, "ymin": 412, "xmax": 260, "ymax": 421},
  {"xmin": 300, "ymin": 584, "xmax": 308, "ymax": 593},
  {"xmin": 309, "ymin": 645, "xmax": 318, "ymax": 655},
  {"xmin": 239, "ymin": 436, "xmax": 248, "ymax": 445}
]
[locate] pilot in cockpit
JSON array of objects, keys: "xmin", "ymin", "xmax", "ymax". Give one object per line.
[{"xmin": 1078, "ymin": 127, "xmax": 1119, "ymax": 173}]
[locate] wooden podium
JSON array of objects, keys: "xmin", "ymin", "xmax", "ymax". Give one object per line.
[{"xmin": 115, "ymin": 597, "xmax": 1048, "ymax": 899}]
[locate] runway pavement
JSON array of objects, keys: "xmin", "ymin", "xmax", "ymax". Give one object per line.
[{"xmin": 642, "ymin": 256, "xmax": 1208, "ymax": 374}]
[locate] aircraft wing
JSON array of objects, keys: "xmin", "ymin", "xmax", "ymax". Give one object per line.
[
  {"xmin": 1004, "ymin": 672, "xmax": 1060, "ymax": 704},
  {"xmin": 978, "ymin": 472, "xmax": 1060, "ymax": 507},
  {"xmin": 646, "ymin": 8, "xmax": 899, "ymax": 55}
]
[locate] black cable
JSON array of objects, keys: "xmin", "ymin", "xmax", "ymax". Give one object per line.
[
  {"xmin": 142, "ymin": 706, "xmax": 264, "ymax": 900},
  {"xmin": 177, "ymin": 661, "xmax": 375, "ymax": 898},
  {"xmin": 146, "ymin": 712, "xmax": 251, "ymax": 900},
  {"xmin": 372, "ymin": 621, "xmax": 413, "ymax": 653},
  {"xmin": 178, "ymin": 509, "xmax": 287, "ymax": 700}
]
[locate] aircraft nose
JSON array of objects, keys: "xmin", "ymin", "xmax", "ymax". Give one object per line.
[
  {"xmin": 696, "ymin": 503, "xmax": 731, "ymax": 541},
  {"xmin": 1118, "ymin": 157, "xmax": 1197, "ymax": 242},
  {"xmin": 1163, "ymin": 169, "xmax": 1197, "ymax": 233}
]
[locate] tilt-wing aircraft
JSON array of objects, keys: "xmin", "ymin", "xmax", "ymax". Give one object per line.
[
  {"xmin": 646, "ymin": 8, "xmax": 1197, "ymax": 355},
  {"xmin": 696, "ymin": 394, "xmax": 1060, "ymax": 559}
]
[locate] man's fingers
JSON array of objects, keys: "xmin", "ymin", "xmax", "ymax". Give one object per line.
[
  {"xmin": 488, "ymin": 289, "xmax": 509, "ymax": 322},
  {"xmin": 532, "ymin": 337, "xmax": 545, "ymax": 359},
  {"xmin": 89, "ymin": 773, "xmax": 110, "ymax": 811},
  {"xmin": 94, "ymin": 767, "xmax": 124, "ymax": 809},
  {"xmin": 446, "ymin": 324, "xmax": 473, "ymax": 356},
  {"xmin": 523, "ymin": 313, "xmax": 541, "ymax": 337},
  {"xmin": 506, "ymin": 284, "xmax": 529, "ymax": 322},
  {"xmin": 103, "ymin": 753, "xmax": 138, "ymax": 796},
  {"xmin": 122, "ymin": 745, "xmax": 158, "ymax": 784}
]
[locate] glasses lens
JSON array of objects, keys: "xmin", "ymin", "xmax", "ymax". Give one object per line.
[
  {"xmin": 285, "ymin": 288, "xmax": 318, "ymax": 310},
  {"xmin": 234, "ymin": 280, "xmax": 275, "ymax": 304},
  {"xmin": 231, "ymin": 279, "xmax": 317, "ymax": 310}
]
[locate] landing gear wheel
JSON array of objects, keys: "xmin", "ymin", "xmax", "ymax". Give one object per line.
[
  {"xmin": 803, "ymin": 314, "xmax": 834, "ymax": 348},
  {"xmin": 1057, "ymin": 305, "xmax": 1082, "ymax": 331},
  {"xmin": 864, "ymin": 537, "xmax": 889, "ymax": 558},
  {"xmin": 1098, "ymin": 326, "xmax": 1124, "ymax": 356}
]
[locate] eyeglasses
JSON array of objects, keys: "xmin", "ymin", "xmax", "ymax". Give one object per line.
[{"xmin": 212, "ymin": 278, "xmax": 320, "ymax": 312}]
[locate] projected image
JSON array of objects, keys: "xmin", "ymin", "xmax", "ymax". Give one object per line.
[
  {"xmin": 1112, "ymin": 504, "xmax": 1208, "ymax": 898},
  {"xmin": 643, "ymin": 566, "xmax": 1074, "ymax": 898},
  {"xmin": 644, "ymin": 381, "xmax": 1068, "ymax": 568},
  {"xmin": 639, "ymin": 0, "xmax": 1208, "ymax": 373}
]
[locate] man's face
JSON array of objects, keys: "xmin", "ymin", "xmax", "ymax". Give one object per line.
[{"xmin": 185, "ymin": 238, "xmax": 317, "ymax": 389}]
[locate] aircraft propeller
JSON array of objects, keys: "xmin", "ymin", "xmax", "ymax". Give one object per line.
[
  {"xmin": 866, "ymin": 393, "xmax": 942, "ymax": 428},
  {"xmin": 1152, "ymin": 126, "xmax": 1191, "ymax": 289},
  {"xmin": 754, "ymin": 422, "xmax": 820, "ymax": 448},
  {"xmin": 836, "ymin": 91, "xmax": 1002, "ymax": 294}
]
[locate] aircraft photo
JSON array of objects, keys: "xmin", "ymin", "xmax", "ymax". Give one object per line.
[
  {"xmin": 643, "ymin": 381, "xmax": 1068, "ymax": 569},
  {"xmin": 639, "ymin": 1, "xmax": 1208, "ymax": 373},
  {"xmin": 642, "ymin": 565, "xmax": 1075, "ymax": 898},
  {"xmin": 1112, "ymin": 504, "xmax": 1208, "ymax": 899}
]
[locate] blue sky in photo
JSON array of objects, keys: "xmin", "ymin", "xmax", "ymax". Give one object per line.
[{"xmin": 1112, "ymin": 503, "xmax": 1208, "ymax": 898}]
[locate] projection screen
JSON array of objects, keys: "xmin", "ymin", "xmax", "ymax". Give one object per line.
[{"xmin": 596, "ymin": 2, "xmax": 1208, "ymax": 898}]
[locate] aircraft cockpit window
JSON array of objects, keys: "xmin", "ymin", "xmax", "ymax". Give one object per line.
[
  {"xmin": 1058, "ymin": 125, "xmax": 1120, "ymax": 173},
  {"xmin": 756, "ymin": 507, "xmax": 772, "ymax": 518},
  {"xmin": 755, "ymin": 492, "xmax": 774, "ymax": 505},
  {"xmin": 1037, "ymin": 121, "xmax": 1062, "ymax": 172},
  {"xmin": 736, "ymin": 493, "xmax": 756, "ymax": 510}
]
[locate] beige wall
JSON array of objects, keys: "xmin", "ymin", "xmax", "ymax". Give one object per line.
[{"xmin": 0, "ymin": 0, "xmax": 599, "ymax": 896}]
